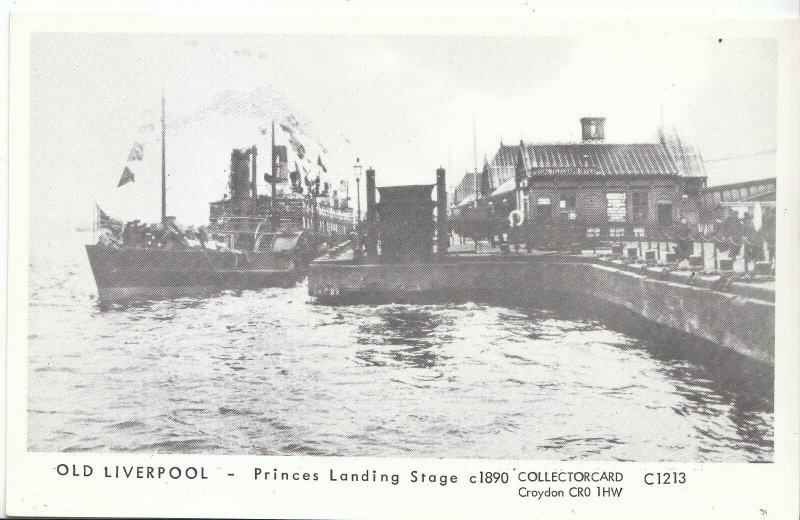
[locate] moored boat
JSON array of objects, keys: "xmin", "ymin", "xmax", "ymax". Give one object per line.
[{"xmin": 86, "ymin": 94, "xmax": 352, "ymax": 305}]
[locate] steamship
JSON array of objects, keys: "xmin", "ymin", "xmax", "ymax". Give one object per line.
[{"xmin": 86, "ymin": 97, "xmax": 354, "ymax": 305}]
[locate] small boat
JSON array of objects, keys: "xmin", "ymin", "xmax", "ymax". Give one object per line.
[{"xmin": 86, "ymin": 226, "xmax": 311, "ymax": 304}]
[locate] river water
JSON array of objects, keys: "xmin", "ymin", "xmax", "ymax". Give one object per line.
[{"xmin": 27, "ymin": 228, "xmax": 773, "ymax": 461}]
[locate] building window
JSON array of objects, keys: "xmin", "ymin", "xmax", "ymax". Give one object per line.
[
  {"xmin": 606, "ymin": 192, "xmax": 627, "ymax": 222},
  {"xmin": 633, "ymin": 227, "xmax": 646, "ymax": 237},
  {"xmin": 632, "ymin": 191, "xmax": 648, "ymax": 222},
  {"xmin": 657, "ymin": 202, "xmax": 673, "ymax": 225},
  {"xmin": 586, "ymin": 227, "xmax": 601, "ymax": 237},
  {"xmin": 609, "ymin": 227, "xmax": 626, "ymax": 238},
  {"xmin": 536, "ymin": 197, "xmax": 552, "ymax": 220},
  {"xmin": 581, "ymin": 192, "xmax": 603, "ymax": 222}
]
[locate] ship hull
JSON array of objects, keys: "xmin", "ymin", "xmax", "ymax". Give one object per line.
[{"xmin": 86, "ymin": 244, "xmax": 302, "ymax": 305}]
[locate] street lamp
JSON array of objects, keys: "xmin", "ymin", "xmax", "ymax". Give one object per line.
[{"xmin": 354, "ymin": 157, "xmax": 363, "ymax": 223}]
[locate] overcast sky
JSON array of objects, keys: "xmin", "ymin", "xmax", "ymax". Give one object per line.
[{"xmin": 30, "ymin": 33, "xmax": 776, "ymax": 226}]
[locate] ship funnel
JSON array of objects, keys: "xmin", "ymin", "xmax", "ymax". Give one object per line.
[{"xmin": 230, "ymin": 148, "xmax": 252, "ymax": 199}]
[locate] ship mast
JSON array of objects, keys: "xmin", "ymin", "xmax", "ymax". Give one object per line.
[
  {"xmin": 161, "ymin": 91, "xmax": 167, "ymax": 224},
  {"xmin": 271, "ymin": 120, "xmax": 277, "ymax": 199}
]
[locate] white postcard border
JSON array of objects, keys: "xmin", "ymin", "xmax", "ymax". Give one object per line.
[{"xmin": 6, "ymin": 12, "xmax": 800, "ymax": 519}]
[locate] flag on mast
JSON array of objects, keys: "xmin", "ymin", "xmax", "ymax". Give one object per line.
[
  {"xmin": 127, "ymin": 142, "xmax": 144, "ymax": 161},
  {"xmin": 118, "ymin": 141, "xmax": 144, "ymax": 187},
  {"xmin": 280, "ymin": 122, "xmax": 306, "ymax": 160},
  {"xmin": 118, "ymin": 166, "xmax": 135, "ymax": 187},
  {"xmin": 95, "ymin": 204, "xmax": 123, "ymax": 236}
]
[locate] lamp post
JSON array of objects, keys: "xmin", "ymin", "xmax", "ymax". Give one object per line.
[{"xmin": 354, "ymin": 158, "xmax": 363, "ymax": 223}]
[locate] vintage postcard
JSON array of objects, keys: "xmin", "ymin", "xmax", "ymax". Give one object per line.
[{"xmin": 5, "ymin": 11, "xmax": 799, "ymax": 519}]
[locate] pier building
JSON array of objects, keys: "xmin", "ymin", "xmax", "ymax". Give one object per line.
[
  {"xmin": 699, "ymin": 177, "xmax": 776, "ymax": 226},
  {"xmin": 450, "ymin": 144, "xmax": 520, "ymax": 242},
  {"xmin": 310, "ymin": 164, "xmax": 774, "ymax": 367},
  {"xmin": 450, "ymin": 118, "xmax": 708, "ymax": 250}
]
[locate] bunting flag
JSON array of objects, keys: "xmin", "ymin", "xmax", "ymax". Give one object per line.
[
  {"xmin": 280, "ymin": 122, "xmax": 306, "ymax": 160},
  {"xmin": 290, "ymin": 135, "xmax": 306, "ymax": 160},
  {"xmin": 118, "ymin": 166, "xmax": 135, "ymax": 187},
  {"xmin": 317, "ymin": 155, "xmax": 327, "ymax": 173},
  {"xmin": 96, "ymin": 204, "xmax": 123, "ymax": 236},
  {"xmin": 288, "ymin": 162, "xmax": 299, "ymax": 193},
  {"xmin": 127, "ymin": 142, "xmax": 144, "ymax": 161},
  {"xmin": 118, "ymin": 136, "xmax": 148, "ymax": 188}
]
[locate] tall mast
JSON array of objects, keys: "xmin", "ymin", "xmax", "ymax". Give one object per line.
[
  {"xmin": 271, "ymin": 120, "xmax": 277, "ymax": 199},
  {"xmin": 161, "ymin": 91, "xmax": 166, "ymax": 224},
  {"xmin": 473, "ymin": 111, "xmax": 478, "ymax": 206}
]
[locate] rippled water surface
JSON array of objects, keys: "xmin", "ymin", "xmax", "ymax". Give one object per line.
[{"xmin": 28, "ymin": 229, "xmax": 773, "ymax": 461}]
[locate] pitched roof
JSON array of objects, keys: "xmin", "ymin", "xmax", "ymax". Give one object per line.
[
  {"xmin": 490, "ymin": 177, "xmax": 516, "ymax": 198},
  {"xmin": 520, "ymin": 142, "xmax": 683, "ymax": 176},
  {"xmin": 492, "ymin": 144, "xmax": 519, "ymax": 169},
  {"xmin": 485, "ymin": 144, "xmax": 519, "ymax": 189}
]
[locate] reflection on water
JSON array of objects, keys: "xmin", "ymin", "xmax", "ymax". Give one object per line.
[
  {"xmin": 356, "ymin": 308, "xmax": 450, "ymax": 369},
  {"xmin": 27, "ymin": 229, "xmax": 773, "ymax": 461}
]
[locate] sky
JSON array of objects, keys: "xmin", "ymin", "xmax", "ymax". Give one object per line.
[{"xmin": 29, "ymin": 32, "xmax": 776, "ymax": 227}]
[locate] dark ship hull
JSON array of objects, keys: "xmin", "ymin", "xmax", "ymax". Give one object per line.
[{"xmin": 86, "ymin": 243, "xmax": 304, "ymax": 305}]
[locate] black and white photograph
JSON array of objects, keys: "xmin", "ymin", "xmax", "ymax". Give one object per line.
[
  {"xmin": 26, "ymin": 29, "xmax": 778, "ymax": 461},
  {"xmin": 5, "ymin": 10, "xmax": 799, "ymax": 520}
]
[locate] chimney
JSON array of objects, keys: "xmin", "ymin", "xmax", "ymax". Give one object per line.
[
  {"xmin": 230, "ymin": 148, "xmax": 252, "ymax": 200},
  {"xmin": 580, "ymin": 117, "xmax": 606, "ymax": 142}
]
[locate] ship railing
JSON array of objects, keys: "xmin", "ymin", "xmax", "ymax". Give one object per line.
[{"xmin": 302, "ymin": 199, "xmax": 354, "ymax": 226}]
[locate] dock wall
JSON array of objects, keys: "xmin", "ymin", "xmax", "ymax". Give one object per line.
[{"xmin": 308, "ymin": 259, "xmax": 774, "ymax": 365}]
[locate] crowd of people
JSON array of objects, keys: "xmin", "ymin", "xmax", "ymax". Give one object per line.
[{"xmin": 97, "ymin": 219, "xmax": 219, "ymax": 250}]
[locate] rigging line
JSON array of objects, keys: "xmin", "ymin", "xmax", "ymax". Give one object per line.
[{"xmin": 704, "ymin": 149, "xmax": 777, "ymax": 163}]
